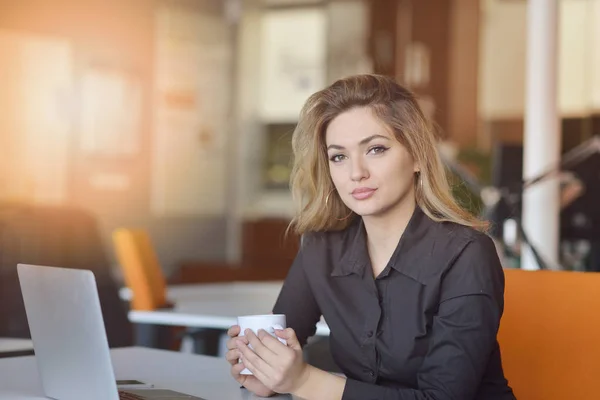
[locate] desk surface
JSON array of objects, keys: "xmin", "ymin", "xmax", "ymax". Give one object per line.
[{"xmin": 0, "ymin": 347, "xmax": 293, "ymax": 400}]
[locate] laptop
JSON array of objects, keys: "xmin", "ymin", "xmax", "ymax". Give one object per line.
[{"xmin": 17, "ymin": 263, "xmax": 207, "ymax": 400}]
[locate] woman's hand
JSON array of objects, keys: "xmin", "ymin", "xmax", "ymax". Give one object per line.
[
  {"xmin": 225, "ymin": 325, "xmax": 275, "ymax": 398},
  {"xmin": 236, "ymin": 327, "xmax": 310, "ymax": 394}
]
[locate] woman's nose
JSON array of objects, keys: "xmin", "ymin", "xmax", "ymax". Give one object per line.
[{"xmin": 350, "ymin": 158, "xmax": 369, "ymax": 181}]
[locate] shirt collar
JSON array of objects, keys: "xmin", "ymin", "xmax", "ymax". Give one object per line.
[{"xmin": 331, "ymin": 206, "xmax": 434, "ymax": 281}]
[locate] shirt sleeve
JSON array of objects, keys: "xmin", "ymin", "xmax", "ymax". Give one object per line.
[
  {"xmin": 342, "ymin": 234, "xmax": 506, "ymax": 400},
  {"xmin": 272, "ymin": 237, "xmax": 322, "ymax": 347}
]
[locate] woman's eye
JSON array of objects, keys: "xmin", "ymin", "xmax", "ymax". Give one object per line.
[
  {"xmin": 329, "ymin": 154, "xmax": 346, "ymax": 163},
  {"xmin": 368, "ymin": 146, "xmax": 389, "ymax": 155}
]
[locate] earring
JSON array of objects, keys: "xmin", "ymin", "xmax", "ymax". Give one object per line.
[{"xmin": 415, "ymin": 171, "xmax": 423, "ymax": 192}]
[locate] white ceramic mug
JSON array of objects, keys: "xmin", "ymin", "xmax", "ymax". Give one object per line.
[{"xmin": 237, "ymin": 314, "xmax": 287, "ymax": 375}]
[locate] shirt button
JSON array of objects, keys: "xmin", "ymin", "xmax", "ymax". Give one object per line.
[
  {"xmin": 366, "ymin": 330, "xmax": 374, "ymax": 338},
  {"xmin": 369, "ymin": 370, "xmax": 375, "ymax": 377}
]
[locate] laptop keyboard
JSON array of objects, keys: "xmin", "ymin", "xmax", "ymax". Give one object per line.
[
  {"xmin": 118, "ymin": 389, "xmax": 207, "ymax": 399},
  {"xmin": 119, "ymin": 391, "xmax": 145, "ymax": 400}
]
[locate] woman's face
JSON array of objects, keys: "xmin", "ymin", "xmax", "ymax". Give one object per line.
[{"xmin": 325, "ymin": 107, "xmax": 418, "ymax": 219}]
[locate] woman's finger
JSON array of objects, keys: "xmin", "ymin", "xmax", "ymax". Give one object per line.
[
  {"xmin": 227, "ymin": 325, "xmax": 241, "ymax": 337},
  {"xmin": 226, "ymin": 331, "xmax": 247, "ymax": 351},
  {"xmin": 256, "ymin": 329, "xmax": 288, "ymax": 355},
  {"xmin": 274, "ymin": 328, "xmax": 302, "ymax": 350},
  {"xmin": 226, "ymin": 337, "xmax": 239, "ymax": 351},
  {"xmin": 231, "ymin": 361, "xmax": 247, "ymax": 377},
  {"xmin": 239, "ymin": 350, "xmax": 271, "ymax": 388},
  {"xmin": 237, "ymin": 339, "xmax": 274, "ymax": 379},
  {"xmin": 243, "ymin": 329, "xmax": 278, "ymax": 364},
  {"xmin": 225, "ymin": 349, "xmax": 241, "ymax": 365}
]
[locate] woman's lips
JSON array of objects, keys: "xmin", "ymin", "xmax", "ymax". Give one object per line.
[{"xmin": 351, "ymin": 188, "xmax": 377, "ymax": 200}]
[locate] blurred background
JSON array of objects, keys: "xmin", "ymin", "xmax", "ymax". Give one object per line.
[{"xmin": 0, "ymin": 0, "xmax": 599, "ymax": 354}]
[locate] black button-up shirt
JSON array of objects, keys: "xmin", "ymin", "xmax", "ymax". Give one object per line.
[{"xmin": 273, "ymin": 207, "xmax": 516, "ymax": 399}]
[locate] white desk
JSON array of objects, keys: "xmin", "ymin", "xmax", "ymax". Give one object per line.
[
  {"xmin": 125, "ymin": 281, "xmax": 330, "ymax": 336},
  {"xmin": 127, "ymin": 289, "xmax": 330, "ymax": 336},
  {"xmin": 129, "ymin": 306, "xmax": 331, "ymax": 336},
  {"xmin": 119, "ymin": 281, "xmax": 285, "ymax": 304},
  {"xmin": 0, "ymin": 338, "xmax": 34, "ymax": 354},
  {"xmin": 0, "ymin": 347, "xmax": 293, "ymax": 400}
]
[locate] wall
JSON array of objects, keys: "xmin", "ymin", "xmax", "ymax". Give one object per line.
[
  {"xmin": 234, "ymin": 0, "xmax": 269, "ymax": 221},
  {"xmin": 479, "ymin": 0, "xmax": 600, "ymax": 145},
  {"xmin": 411, "ymin": 0, "xmax": 452, "ymax": 139},
  {"xmin": 0, "ymin": 32, "xmax": 72, "ymax": 204},
  {"xmin": 235, "ymin": 0, "xmax": 371, "ymax": 223},
  {"xmin": 447, "ymin": 0, "xmax": 480, "ymax": 148},
  {"xmin": 0, "ymin": 0, "xmax": 228, "ymax": 276},
  {"xmin": 373, "ymin": 0, "xmax": 480, "ymax": 148},
  {"xmin": 478, "ymin": 0, "xmax": 527, "ymax": 121}
]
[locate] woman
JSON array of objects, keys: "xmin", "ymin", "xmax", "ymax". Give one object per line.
[{"xmin": 225, "ymin": 74, "xmax": 516, "ymax": 399}]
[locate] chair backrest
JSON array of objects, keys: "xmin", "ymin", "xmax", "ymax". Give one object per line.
[
  {"xmin": 0, "ymin": 205, "xmax": 132, "ymax": 347},
  {"xmin": 112, "ymin": 228, "xmax": 167, "ymax": 311},
  {"xmin": 498, "ymin": 268, "xmax": 600, "ymax": 400}
]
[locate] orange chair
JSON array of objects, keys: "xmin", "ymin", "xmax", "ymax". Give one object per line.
[
  {"xmin": 112, "ymin": 228, "xmax": 168, "ymax": 311},
  {"xmin": 498, "ymin": 268, "xmax": 600, "ymax": 400},
  {"xmin": 112, "ymin": 228, "xmax": 232, "ymax": 354}
]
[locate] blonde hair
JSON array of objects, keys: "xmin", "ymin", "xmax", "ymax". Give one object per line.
[{"xmin": 289, "ymin": 74, "xmax": 487, "ymax": 235}]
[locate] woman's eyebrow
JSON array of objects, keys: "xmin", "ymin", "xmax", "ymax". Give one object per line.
[{"xmin": 327, "ymin": 134, "xmax": 391, "ymax": 151}]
